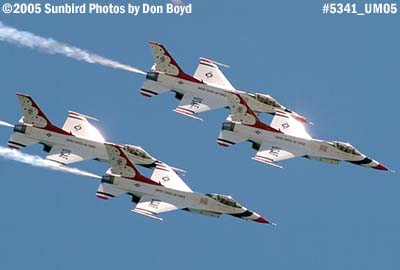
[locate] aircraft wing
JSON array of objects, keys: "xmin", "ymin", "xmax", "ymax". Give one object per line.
[
  {"xmin": 151, "ymin": 162, "xmax": 192, "ymax": 192},
  {"xmin": 173, "ymin": 92, "xmax": 224, "ymax": 120},
  {"xmin": 62, "ymin": 111, "xmax": 105, "ymax": 142},
  {"xmin": 132, "ymin": 195, "xmax": 180, "ymax": 221},
  {"xmin": 252, "ymin": 143, "xmax": 304, "ymax": 168},
  {"xmin": 193, "ymin": 58, "xmax": 235, "ymax": 90},
  {"xmin": 46, "ymin": 145, "xmax": 96, "ymax": 165},
  {"xmin": 270, "ymin": 111, "xmax": 312, "ymax": 140}
]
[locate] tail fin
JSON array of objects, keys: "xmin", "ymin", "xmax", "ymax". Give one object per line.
[
  {"xmin": 104, "ymin": 143, "xmax": 161, "ymax": 186},
  {"xmin": 225, "ymin": 91, "xmax": 281, "ymax": 133},
  {"xmin": 148, "ymin": 41, "xmax": 202, "ymax": 83},
  {"xmin": 16, "ymin": 93, "xmax": 68, "ymax": 135}
]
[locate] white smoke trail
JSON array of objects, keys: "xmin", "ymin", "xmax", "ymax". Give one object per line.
[
  {"xmin": 0, "ymin": 120, "xmax": 13, "ymax": 127},
  {"xmin": 0, "ymin": 21, "xmax": 146, "ymax": 75},
  {"xmin": 0, "ymin": 146, "xmax": 101, "ymax": 179}
]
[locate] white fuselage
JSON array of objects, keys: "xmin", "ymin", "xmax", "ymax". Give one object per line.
[
  {"xmin": 234, "ymin": 123, "xmax": 366, "ymax": 163},
  {"xmin": 158, "ymin": 73, "xmax": 229, "ymax": 101},
  {"xmin": 106, "ymin": 174, "xmax": 259, "ymax": 219},
  {"xmin": 15, "ymin": 125, "xmax": 156, "ymax": 165},
  {"xmin": 154, "ymin": 73, "xmax": 283, "ymax": 114},
  {"xmin": 23, "ymin": 125, "xmax": 108, "ymax": 160}
]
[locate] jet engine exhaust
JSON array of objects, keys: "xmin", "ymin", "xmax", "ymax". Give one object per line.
[
  {"xmin": 0, "ymin": 21, "xmax": 146, "ymax": 75},
  {"xmin": 0, "ymin": 146, "xmax": 101, "ymax": 179}
]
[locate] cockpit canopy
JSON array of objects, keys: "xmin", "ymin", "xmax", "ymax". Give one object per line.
[
  {"xmin": 207, "ymin": 194, "xmax": 242, "ymax": 208},
  {"xmin": 123, "ymin": 144, "xmax": 153, "ymax": 159},
  {"xmin": 331, "ymin": 141, "xmax": 361, "ymax": 156},
  {"xmin": 253, "ymin": 93, "xmax": 283, "ymax": 108}
]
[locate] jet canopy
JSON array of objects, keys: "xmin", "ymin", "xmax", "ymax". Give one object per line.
[
  {"xmin": 123, "ymin": 144, "xmax": 154, "ymax": 160},
  {"xmin": 331, "ymin": 141, "xmax": 361, "ymax": 156},
  {"xmin": 251, "ymin": 93, "xmax": 283, "ymax": 109},
  {"xmin": 207, "ymin": 194, "xmax": 242, "ymax": 208}
]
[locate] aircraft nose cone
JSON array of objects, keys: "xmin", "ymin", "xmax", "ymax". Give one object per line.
[
  {"xmin": 255, "ymin": 216, "xmax": 270, "ymax": 224},
  {"xmin": 374, "ymin": 163, "xmax": 388, "ymax": 171}
]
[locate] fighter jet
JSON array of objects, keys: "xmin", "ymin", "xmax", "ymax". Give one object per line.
[
  {"xmin": 140, "ymin": 41, "xmax": 309, "ymax": 123},
  {"xmin": 2, "ymin": 93, "xmax": 184, "ymax": 172},
  {"xmin": 97, "ymin": 143, "xmax": 271, "ymax": 224},
  {"xmin": 217, "ymin": 91, "xmax": 391, "ymax": 171}
]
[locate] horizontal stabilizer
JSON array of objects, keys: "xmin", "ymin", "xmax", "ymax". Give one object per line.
[
  {"xmin": 217, "ymin": 134, "xmax": 246, "ymax": 147},
  {"xmin": 140, "ymin": 80, "xmax": 170, "ymax": 97},
  {"xmin": 8, "ymin": 133, "xmax": 37, "ymax": 149},
  {"xmin": 96, "ymin": 183, "xmax": 126, "ymax": 200}
]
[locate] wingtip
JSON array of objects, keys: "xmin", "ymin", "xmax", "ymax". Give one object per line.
[
  {"xmin": 68, "ymin": 111, "xmax": 100, "ymax": 121},
  {"xmin": 148, "ymin": 40, "xmax": 160, "ymax": 45},
  {"xmin": 16, "ymin": 92, "xmax": 30, "ymax": 98},
  {"xmin": 132, "ymin": 208, "xmax": 164, "ymax": 221},
  {"xmin": 251, "ymin": 157, "xmax": 283, "ymax": 169},
  {"xmin": 173, "ymin": 109, "xmax": 203, "ymax": 121},
  {"xmin": 199, "ymin": 57, "xmax": 230, "ymax": 68}
]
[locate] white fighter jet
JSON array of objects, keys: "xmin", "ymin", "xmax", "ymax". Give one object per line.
[
  {"xmin": 217, "ymin": 91, "xmax": 391, "ymax": 171},
  {"xmin": 140, "ymin": 41, "xmax": 310, "ymax": 123},
  {"xmin": 97, "ymin": 143, "xmax": 271, "ymax": 224},
  {"xmin": 3, "ymin": 93, "xmax": 181, "ymax": 171}
]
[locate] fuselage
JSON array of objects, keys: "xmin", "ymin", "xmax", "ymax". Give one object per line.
[
  {"xmin": 226, "ymin": 121, "xmax": 385, "ymax": 169},
  {"xmin": 146, "ymin": 72, "xmax": 304, "ymax": 119},
  {"xmin": 10, "ymin": 124, "xmax": 157, "ymax": 166},
  {"xmin": 102, "ymin": 173, "xmax": 268, "ymax": 223},
  {"xmin": 148, "ymin": 71, "xmax": 230, "ymax": 103},
  {"xmin": 13, "ymin": 124, "xmax": 108, "ymax": 160}
]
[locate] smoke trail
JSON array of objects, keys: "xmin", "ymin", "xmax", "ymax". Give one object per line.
[
  {"xmin": 0, "ymin": 146, "xmax": 101, "ymax": 179},
  {"xmin": 0, "ymin": 120, "xmax": 13, "ymax": 127},
  {"xmin": 0, "ymin": 21, "xmax": 146, "ymax": 75}
]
